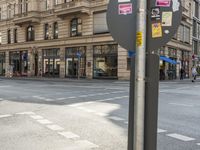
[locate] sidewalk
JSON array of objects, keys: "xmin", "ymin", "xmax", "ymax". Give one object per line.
[
  {"xmin": 0, "ymin": 76, "xmax": 119, "ymax": 83},
  {"xmin": 0, "ymin": 76, "xmax": 199, "ymax": 84}
]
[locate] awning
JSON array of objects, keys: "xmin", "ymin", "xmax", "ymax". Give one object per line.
[
  {"xmin": 128, "ymin": 51, "xmax": 178, "ymax": 65},
  {"xmin": 160, "ymin": 56, "xmax": 177, "ymax": 64}
]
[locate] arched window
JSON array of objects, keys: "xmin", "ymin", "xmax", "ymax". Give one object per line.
[
  {"xmin": 70, "ymin": 18, "xmax": 82, "ymax": 37},
  {"xmin": 27, "ymin": 25, "xmax": 35, "ymax": 41}
]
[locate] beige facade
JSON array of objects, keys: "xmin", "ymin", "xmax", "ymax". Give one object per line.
[{"xmin": 0, "ymin": 0, "xmax": 193, "ymax": 80}]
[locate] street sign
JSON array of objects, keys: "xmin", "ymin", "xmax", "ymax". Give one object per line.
[
  {"xmin": 107, "ymin": 0, "xmax": 137, "ymax": 51},
  {"xmin": 107, "ymin": 0, "xmax": 182, "ymax": 51}
]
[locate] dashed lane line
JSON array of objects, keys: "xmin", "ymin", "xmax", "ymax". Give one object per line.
[
  {"xmin": 108, "ymin": 116, "xmax": 125, "ymax": 121},
  {"xmin": 36, "ymin": 119, "xmax": 53, "ymax": 125},
  {"xmin": 46, "ymin": 124, "xmax": 65, "ymax": 131},
  {"xmin": 58, "ymin": 131, "xmax": 80, "ymax": 140},
  {"xmin": 74, "ymin": 140, "xmax": 99, "ymax": 149},
  {"xmin": 169, "ymin": 103, "xmax": 194, "ymax": 107},
  {"xmin": 30, "ymin": 115, "xmax": 44, "ymax": 120},
  {"xmin": 197, "ymin": 143, "xmax": 200, "ymax": 146},
  {"xmin": 166, "ymin": 133, "xmax": 195, "ymax": 142},
  {"xmin": 16, "ymin": 112, "xmax": 35, "ymax": 115},
  {"xmin": 157, "ymin": 128, "xmax": 167, "ymax": 133},
  {"xmin": 0, "ymin": 114, "xmax": 12, "ymax": 118}
]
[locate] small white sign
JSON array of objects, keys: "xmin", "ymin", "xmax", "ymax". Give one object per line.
[{"xmin": 118, "ymin": 0, "xmax": 130, "ymax": 3}]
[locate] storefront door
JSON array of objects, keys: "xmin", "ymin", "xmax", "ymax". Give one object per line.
[
  {"xmin": 66, "ymin": 58, "xmax": 79, "ymax": 77},
  {"xmin": 44, "ymin": 58, "xmax": 60, "ymax": 77},
  {"xmin": 65, "ymin": 47, "xmax": 86, "ymax": 78},
  {"xmin": 0, "ymin": 52, "xmax": 5, "ymax": 76}
]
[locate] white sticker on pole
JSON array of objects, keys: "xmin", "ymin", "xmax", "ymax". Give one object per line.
[
  {"xmin": 118, "ymin": 0, "xmax": 130, "ymax": 3},
  {"xmin": 172, "ymin": 0, "xmax": 180, "ymax": 12},
  {"xmin": 118, "ymin": 3, "xmax": 132, "ymax": 15}
]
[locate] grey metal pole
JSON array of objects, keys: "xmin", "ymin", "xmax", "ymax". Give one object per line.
[{"xmin": 133, "ymin": 0, "xmax": 147, "ymax": 150}]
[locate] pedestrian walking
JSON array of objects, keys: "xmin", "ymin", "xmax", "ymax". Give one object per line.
[
  {"xmin": 180, "ymin": 68, "xmax": 185, "ymax": 80},
  {"xmin": 192, "ymin": 65, "xmax": 197, "ymax": 82}
]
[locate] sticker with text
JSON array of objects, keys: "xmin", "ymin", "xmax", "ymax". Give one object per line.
[
  {"xmin": 162, "ymin": 12, "xmax": 172, "ymax": 26},
  {"xmin": 118, "ymin": 3, "xmax": 132, "ymax": 15}
]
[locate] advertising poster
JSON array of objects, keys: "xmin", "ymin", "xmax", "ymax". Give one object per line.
[
  {"xmin": 118, "ymin": 3, "xmax": 133, "ymax": 15},
  {"xmin": 152, "ymin": 23, "xmax": 162, "ymax": 38},
  {"xmin": 162, "ymin": 12, "xmax": 172, "ymax": 26},
  {"xmin": 156, "ymin": 0, "xmax": 171, "ymax": 7}
]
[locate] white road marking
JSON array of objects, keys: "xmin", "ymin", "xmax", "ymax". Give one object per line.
[
  {"xmin": 169, "ymin": 103, "xmax": 194, "ymax": 107},
  {"xmin": 124, "ymin": 121, "xmax": 128, "ymax": 124},
  {"xmin": 30, "ymin": 115, "xmax": 43, "ymax": 119},
  {"xmin": 0, "ymin": 86, "xmax": 11, "ymax": 88},
  {"xmin": 108, "ymin": 116, "xmax": 125, "ymax": 121},
  {"xmin": 46, "ymin": 125, "xmax": 64, "ymax": 131},
  {"xmin": 68, "ymin": 96, "xmax": 128, "ymax": 108},
  {"xmin": 95, "ymin": 113, "xmax": 109, "ymax": 117},
  {"xmin": 0, "ymin": 98, "xmax": 3, "ymax": 100},
  {"xmin": 37, "ymin": 119, "xmax": 53, "ymax": 124},
  {"xmin": 75, "ymin": 140, "xmax": 99, "ymax": 149},
  {"xmin": 76, "ymin": 107, "xmax": 96, "ymax": 113},
  {"xmin": 157, "ymin": 128, "xmax": 167, "ymax": 133},
  {"xmin": 166, "ymin": 133, "xmax": 195, "ymax": 142},
  {"xmin": 44, "ymin": 99, "xmax": 54, "ymax": 101},
  {"xmin": 57, "ymin": 98, "xmax": 66, "ymax": 100},
  {"xmin": 16, "ymin": 112, "xmax": 35, "ymax": 115},
  {"xmin": 58, "ymin": 131, "xmax": 80, "ymax": 140},
  {"xmin": 197, "ymin": 143, "xmax": 200, "ymax": 146},
  {"xmin": 0, "ymin": 114, "xmax": 12, "ymax": 118}
]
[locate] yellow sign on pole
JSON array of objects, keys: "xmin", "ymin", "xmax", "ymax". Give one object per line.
[{"xmin": 136, "ymin": 32, "xmax": 143, "ymax": 47}]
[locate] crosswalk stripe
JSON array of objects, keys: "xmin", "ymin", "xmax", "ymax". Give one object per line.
[
  {"xmin": 0, "ymin": 114, "xmax": 12, "ymax": 118},
  {"xmin": 166, "ymin": 133, "xmax": 195, "ymax": 141}
]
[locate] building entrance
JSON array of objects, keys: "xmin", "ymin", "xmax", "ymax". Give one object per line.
[
  {"xmin": 43, "ymin": 49, "xmax": 60, "ymax": 77},
  {"xmin": 65, "ymin": 47, "xmax": 86, "ymax": 78},
  {"xmin": 0, "ymin": 52, "xmax": 5, "ymax": 76}
]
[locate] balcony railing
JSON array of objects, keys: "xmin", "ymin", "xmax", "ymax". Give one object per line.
[
  {"xmin": 54, "ymin": 0, "xmax": 90, "ymax": 17},
  {"xmin": 13, "ymin": 11, "xmax": 41, "ymax": 26}
]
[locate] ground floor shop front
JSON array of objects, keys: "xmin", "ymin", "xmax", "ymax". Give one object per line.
[
  {"xmin": 0, "ymin": 44, "xmax": 192, "ymax": 80},
  {"xmin": 1, "ymin": 44, "xmax": 129, "ymax": 79}
]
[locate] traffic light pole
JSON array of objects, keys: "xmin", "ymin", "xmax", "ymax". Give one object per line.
[{"xmin": 133, "ymin": 0, "xmax": 147, "ymax": 150}]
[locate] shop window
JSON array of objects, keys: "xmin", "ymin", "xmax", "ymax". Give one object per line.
[
  {"xmin": 9, "ymin": 51, "xmax": 28, "ymax": 76},
  {"xmin": 27, "ymin": 25, "xmax": 35, "ymax": 41},
  {"xmin": 70, "ymin": 18, "xmax": 82, "ymax": 37},
  {"xmin": 93, "ymin": 45, "xmax": 118, "ymax": 78}
]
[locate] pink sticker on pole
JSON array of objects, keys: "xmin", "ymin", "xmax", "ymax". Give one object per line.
[
  {"xmin": 156, "ymin": 0, "xmax": 171, "ymax": 7},
  {"xmin": 118, "ymin": 3, "xmax": 132, "ymax": 15}
]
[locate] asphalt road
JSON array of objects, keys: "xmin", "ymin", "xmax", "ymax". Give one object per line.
[{"xmin": 0, "ymin": 78, "xmax": 199, "ymax": 150}]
